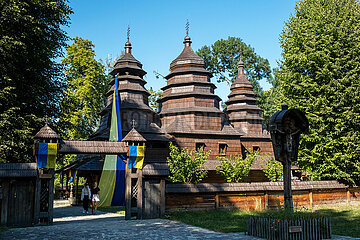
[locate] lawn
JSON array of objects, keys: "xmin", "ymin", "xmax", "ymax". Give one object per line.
[
  {"xmin": 167, "ymin": 203, "xmax": 360, "ymax": 238},
  {"xmin": 98, "ymin": 206, "xmax": 125, "ymax": 215}
]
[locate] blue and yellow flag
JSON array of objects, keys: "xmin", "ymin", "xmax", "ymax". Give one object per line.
[
  {"xmin": 69, "ymin": 170, "xmax": 77, "ymax": 183},
  {"xmin": 98, "ymin": 75, "xmax": 126, "ymax": 207},
  {"xmin": 128, "ymin": 146, "xmax": 145, "ymax": 169},
  {"xmin": 37, "ymin": 143, "xmax": 57, "ymax": 169}
]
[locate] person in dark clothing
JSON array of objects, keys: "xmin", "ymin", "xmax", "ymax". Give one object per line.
[
  {"xmin": 92, "ymin": 182, "xmax": 100, "ymax": 215},
  {"xmin": 81, "ymin": 183, "xmax": 91, "ymax": 214}
]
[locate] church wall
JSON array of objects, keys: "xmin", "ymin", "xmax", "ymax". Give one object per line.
[{"xmin": 173, "ymin": 134, "xmax": 242, "ymax": 161}]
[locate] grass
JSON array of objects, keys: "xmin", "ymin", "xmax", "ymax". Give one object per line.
[
  {"xmin": 98, "ymin": 206, "xmax": 125, "ymax": 215},
  {"xmin": 167, "ymin": 203, "xmax": 360, "ymax": 237}
]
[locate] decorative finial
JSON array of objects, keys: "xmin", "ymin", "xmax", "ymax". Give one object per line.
[
  {"xmin": 125, "ymin": 26, "xmax": 132, "ymax": 54},
  {"xmin": 131, "ymin": 119, "xmax": 136, "ymax": 129},
  {"xmin": 127, "ymin": 25, "xmax": 130, "ymax": 42},
  {"xmin": 183, "ymin": 20, "xmax": 192, "ymax": 47},
  {"xmin": 44, "ymin": 115, "xmax": 49, "ymax": 125}
]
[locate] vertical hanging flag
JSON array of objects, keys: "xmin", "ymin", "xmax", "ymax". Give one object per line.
[
  {"xmin": 98, "ymin": 74, "xmax": 126, "ymax": 207},
  {"xmin": 69, "ymin": 170, "xmax": 77, "ymax": 183},
  {"xmin": 128, "ymin": 146, "xmax": 145, "ymax": 169},
  {"xmin": 37, "ymin": 143, "xmax": 57, "ymax": 169}
]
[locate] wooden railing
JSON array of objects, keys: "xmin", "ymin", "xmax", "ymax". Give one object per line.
[{"xmin": 165, "ymin": 181, "xmax": 360, "ymax": 211}]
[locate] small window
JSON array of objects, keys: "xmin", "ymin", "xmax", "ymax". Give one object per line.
[
  {"xmin": 196, "ymin": 143, "xmax": 206, "ymax": 151},
  {"xmin": 219, "ymin": 144, "xmax": 227, "ymax": 156},
  {"xmin": 253, "ymin": 146, "xmax": 260, "ymax": 152}
]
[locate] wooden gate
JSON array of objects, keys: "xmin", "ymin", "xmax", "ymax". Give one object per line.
[{"xmin": 8, "ymin": 180, "xmax": 35, "ymax": 227}]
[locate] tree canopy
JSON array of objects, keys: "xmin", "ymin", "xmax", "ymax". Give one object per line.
[
  {"xmin": 0, "ymin": 0, "xmax": 72, "ymax": 162},
  {"xmin": 196, "ymin": 37, "xmax": 276, "ymax": 124},
  {"xmin": 278, "ymin": 0, "xmax": 360, "ymax": 185},
  {"xmin": 59, "ymin": 37, "xmax": 108, "ymax": 140}
]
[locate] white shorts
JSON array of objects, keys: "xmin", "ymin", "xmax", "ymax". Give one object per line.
[{"xmin": 92, "ymin": 194, "xmax": 100, "ymax": 202}]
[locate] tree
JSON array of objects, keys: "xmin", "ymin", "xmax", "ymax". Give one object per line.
[
  {"xmin": 59, "ymin": 37, "xmax": 108, "ymax": 141},
  {"xmin": 278, "ymin": 0, "xmax": 360, "ymax": 185},
  {"xmin": 196, "ymin": 37, "xmax": 275, "ymax": 124},
  {"xmin": 0, "ymin": 0, "xmax": 72, "ymax": 163},
  {"xmin": 167, "ymin": 142, "xmax": 209, "ymax": 183},
  {"xmin": 148, "ymin": 87, "xmax": 163, "ymax": 112},
  {"xmin": 216, "ymin": 151, "xmax": 257, "ymax": 183}
]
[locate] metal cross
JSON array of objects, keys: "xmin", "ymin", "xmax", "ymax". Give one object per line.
[
  {"xmin": 131, "ymin": 119, "xmax": 136, "ymax": 129},
  {"xmin": 127, "ymin": 25, "xmax": 130, "ymax": 41},
  {"xmin": 186, "ymin": 19, "xmax": 189, "ymax": 36}
]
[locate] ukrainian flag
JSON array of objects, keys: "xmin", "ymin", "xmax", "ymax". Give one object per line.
[
  {"xmin": 37, "ymin": 143, "xmax": 57, "ymax": 169},
  {"xmin": 98, "ymin": 75, "xmax": 126, "ymax": 207},
  {"xmin": 128, "ymin": 146, "xmax": 145, "ymax": 169}
]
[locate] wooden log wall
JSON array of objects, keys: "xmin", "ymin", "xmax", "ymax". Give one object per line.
[{"xmin": 165, "ymin": 181, "xmax": 360, "ymax": 212}]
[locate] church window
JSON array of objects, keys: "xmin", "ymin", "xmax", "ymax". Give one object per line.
[
  {"xmin": 196, "ymin": 142, "xmax": 206, "ymax": 151},
  {"xmin": 219, "ymin": 143, "xmax": 227, "ymax": 156}
]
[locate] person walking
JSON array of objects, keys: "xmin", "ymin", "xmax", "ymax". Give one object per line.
[
  {"xmin": 92, "ymin": 182, "xmax": 100, "ymax": 215},
  {"xmin": 81, "ymin": 183, "xmax": 91, "ymax": 214}
]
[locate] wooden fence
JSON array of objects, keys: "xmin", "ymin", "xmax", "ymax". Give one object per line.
[
  {"xmin": 165, "ymin": 181, "xmax": 360, "ymax": 211},
  {"xmin": 248, "ymin": 216, "xmax": 331, "ymax": 240}
]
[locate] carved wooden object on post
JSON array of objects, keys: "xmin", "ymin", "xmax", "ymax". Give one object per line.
[{"xmin": 269, "ymin": 104, "xmax": 309, "ymax": 211}]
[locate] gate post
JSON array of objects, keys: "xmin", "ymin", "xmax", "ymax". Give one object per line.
[{"xmin": 33, "ymin": 123, "xmax": 61, "ymax": 225}]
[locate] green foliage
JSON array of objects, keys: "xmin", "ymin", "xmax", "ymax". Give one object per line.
[
  {"xmin": 148, "ymin": 87, "xmax": 163, "ymax": 112},
  {"xmin": 262, "ymin": 156, "xmax": 283, "ymax": 182},
  {"xmin": 0, "ymin": 0, "xmax": 72, "ymax": 162},
  {"xmin": 59, "ymin": 37, "xmax": 108, "ymax": 141},
  {"xmin": 216, "ymin": 151, "xmax": 257, "ymax": 183},
  {"xmin": 196, "ymin": 37, "xmax": 275, "ymax": 125},
  {"xmin": 167, "ymin": 142, "xmax": 209, "ymax": 183},
  {"xmin": 278, "ymin": 0, "xmax": 360, "ymax": 185}
]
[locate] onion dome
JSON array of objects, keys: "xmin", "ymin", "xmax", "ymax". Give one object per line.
[{"xmin": 110, "ymin": 38, "xmax": 146, "ymax": 77}]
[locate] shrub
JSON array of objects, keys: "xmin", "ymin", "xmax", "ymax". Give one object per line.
[
  {"xmin": 167, "ymin": 142, "xmax": 210, "ymax": 183},
  {"xmin": 216, "ymin": 151, "xmax": 257, "ymax": 183},
  {"xmin": 262, "ymin": 155, "xmax": 283, "ymax": 182}
]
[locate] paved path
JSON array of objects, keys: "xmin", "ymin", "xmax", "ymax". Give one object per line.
[{"xmin": 1, "ymin": 206, "xmax": 359, "ymax": 239}]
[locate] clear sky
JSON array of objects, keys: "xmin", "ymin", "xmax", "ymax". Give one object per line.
[{"xmin": 65, "ymin": 0, "xmax": 298, "ymax": 102}]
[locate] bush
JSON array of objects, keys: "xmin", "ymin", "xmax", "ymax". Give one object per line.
[
  {"xmin": 167, "ymin": 142, "xmax": 210, "ymax": 183},
  {"xmin": 216, "ymin": 151, "xmax": 257, "ymax": 183},
  {"xmin": 262, "ymin": 155, "xmax": 283, "ymax": 182}
]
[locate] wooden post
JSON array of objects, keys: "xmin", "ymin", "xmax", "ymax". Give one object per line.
[
  {"xmin": 137, "ymin": 168, "xmax": 143, "ymax": 219},
  {"xmin": 1, "ymin": 181, "xmax": 9, "ymax": 226},
  {"xmin": 347, "ymin": 189, "xmax": 351, "ymax": 203},
  {"xmin": 215, "ymin": 194, "xmax": 219, "ymax": 210},
  {"xmin": 125, "ymin": 157, "xmax": 131, "ymax": 220},
  {"xmin": 160, "ymin": 179, "xmax": 165, "ymax": 217},
  {"xmin": 33, "ymin": 176, "xmax": 41, "ymax": 225},
  {"xmin": 283, "ymin": 161, "xmax": 293, "ymax": 212},
  {"xmin": 48, "ymin": 169, "xmax": 55, "ymax": 225},
  {"xmin": 309, "ymin": 190, "xmax": 313, "ymax": 208},
  {"xmin": 264, "ymin": 192, "xmax": 269, "ymax": 210},
  {"xmin": 75, "ymin": 174, "xmax": 79, "ymax": 205}
]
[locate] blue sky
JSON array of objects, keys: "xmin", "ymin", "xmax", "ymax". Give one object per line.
[{"xmin": 66, "ymin": 0, "xmax": 298, "ymax": 102}]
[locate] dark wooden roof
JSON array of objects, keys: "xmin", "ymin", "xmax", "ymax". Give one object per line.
[
  {"xmin": 166, "ymin": 181, "xmax": 348, "ymax": 193},
  {"xmin": 57, "ymin": 140, "xmax": 127, "ymax": 155},
  {"xmin": 229, "ymin": 59, "xmax": 253, "ymax": 90},
  {"xmin": 170, "ymin": 35, "xmax": 204, "ymax": 70},
  {"xmin": 0, "ymin": 163, "xmax": 37, "ymax": 178},
  {"xmin": 122, "ymin": 128, "xmax": 146, "ymax": 142},
  {"xmin": 34, "ymin": 124, "xmax": 60, "ymax": 139}
]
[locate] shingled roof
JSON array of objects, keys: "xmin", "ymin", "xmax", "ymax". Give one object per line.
[
  {"xmin": 122, "ymin": 128, "xmax": 146, "ymax": 142},
  {"xmin": 34, "ymin": 124, "xmax": 61, "ymax": 139}
]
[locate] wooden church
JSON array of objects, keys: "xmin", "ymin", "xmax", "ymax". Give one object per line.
[{"xmin": 61, "ymin": 31, "xmax": 274, "ymax": 187}]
